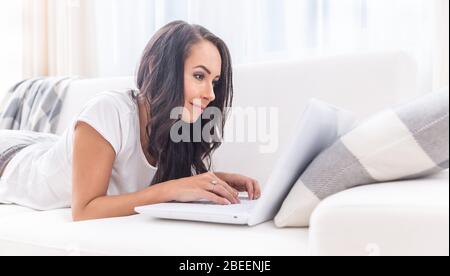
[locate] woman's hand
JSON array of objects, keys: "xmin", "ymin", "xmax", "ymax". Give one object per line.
[
  {"xmin": 161, "ymin": 172, "xmax": 241, "ymax": 205},
  {"xmin": 214, "ymin": 172, "xmax": 261, "ymax": 200}
]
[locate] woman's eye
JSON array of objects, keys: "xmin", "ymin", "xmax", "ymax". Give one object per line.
[
  {"xmin": 194, "ymin": 73, "xmax": 219, "ymax": 87},
  {"xmin": 194, "ymin": 74, "xmax": 204, "ymax": 81}
]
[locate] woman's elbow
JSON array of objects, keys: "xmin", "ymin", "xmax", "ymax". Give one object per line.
[
  {"xmin": 71, "ymin": 207, "xmax": 90, "ymax": 222},
  {"xmin": 71, "ymin": 210, "xmax": 83, "ymax": 222}
]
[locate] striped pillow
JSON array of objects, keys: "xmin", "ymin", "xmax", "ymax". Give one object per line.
[{"xmin": 275, "ymin": 88, "xmax": 449, "ymax": 228}]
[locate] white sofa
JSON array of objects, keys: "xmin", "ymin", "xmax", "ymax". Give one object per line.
[{"xmin": 0, "ymin": 51, "xmax": 448, "ymax": 256}]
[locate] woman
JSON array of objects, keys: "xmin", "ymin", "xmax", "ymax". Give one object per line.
[{"xmin": 0, "ymin": 21, "xmax": 261, "ymax": 221}]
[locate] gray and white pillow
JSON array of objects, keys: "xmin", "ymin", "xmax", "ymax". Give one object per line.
[{"xmin": 274, "ymin": 88, "xmax": 449, "ymax": 228}]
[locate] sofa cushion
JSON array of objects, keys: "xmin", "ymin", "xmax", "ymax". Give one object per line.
[
  {"xmin": 309, "ymin": 170, "xmax": 449, "ymax": 256},
  {"xmin": 0, "ymin": 207, "xmax": 308, "ymax": 256},
  {"xmin": 0, "ymin": 204, "xmax": 34, "ymax": 218},
  {"xmin": 275, "ymin": 89, "xmax": 449, "ymax": 227}
]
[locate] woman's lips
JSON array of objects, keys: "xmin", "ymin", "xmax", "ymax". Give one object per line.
[{"xmin": 191, "ymin": 103, "xmax": 205, "ymax": 112}]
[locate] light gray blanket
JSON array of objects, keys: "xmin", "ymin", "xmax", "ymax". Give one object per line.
[{"xmin": 0, "ymin": 77, "xmax": 78, "ymax": 133}]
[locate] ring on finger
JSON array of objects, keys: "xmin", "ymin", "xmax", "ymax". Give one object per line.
[{"xmin": 210, "ymin": 179, "xmax": 218, "ymax": 192}]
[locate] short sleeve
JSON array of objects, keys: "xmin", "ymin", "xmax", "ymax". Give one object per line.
[{"xmin": 74, "ymin": 93, "xmax": 124, "ymax": 155}]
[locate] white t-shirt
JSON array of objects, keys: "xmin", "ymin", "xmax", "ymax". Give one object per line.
[{"xmin": 0, "ymin": 90, "xmax": 158, "ymax": 210}]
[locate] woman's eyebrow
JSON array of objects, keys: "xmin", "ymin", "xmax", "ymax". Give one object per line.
[{"xmin": 194, "ymin": 65, "xmax": 220, "ymax": 79}]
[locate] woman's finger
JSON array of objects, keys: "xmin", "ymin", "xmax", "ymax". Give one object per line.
[
  {"xmin": 208, "ymin": 173, "xmax": 239, "ymax": 203},
  {"xmin": 244, "ymin": 179, "xmax": 255, "ymax": 200},
  {"xmin": 253, "ymin": 179, "xmax": 261, "ymax": 199},
  {"xmin": 199, "ymin": 190, "xmax": 231, "ymax": 205},
  {"xmin": 217, "ymin": 179, "xmax": 240, "ymax": 202},
  {"xmin": 233, "ymin": 183, "xmax": 248, "ymax": 192},
  {"xmin": 202, "ymin": 176, "xmax": 238, "ymax": 204},
  {"xmin": 210, "ymin": 184, "xmax": 238, "ymax": 204}
]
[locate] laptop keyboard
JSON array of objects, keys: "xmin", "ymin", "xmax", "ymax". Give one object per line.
[{"xmin": 168, "ymin": 198, "xmax": 258, "ymax": 214}]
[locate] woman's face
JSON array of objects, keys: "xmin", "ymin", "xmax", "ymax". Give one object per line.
[{"xmin": 182, "ymin": 40, "xmax": 222, "ymax": 123}]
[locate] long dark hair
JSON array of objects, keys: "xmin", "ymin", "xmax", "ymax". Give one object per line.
[{"xmin": 132, "ymin": 21, "xmax": 233, "ymax": 185}]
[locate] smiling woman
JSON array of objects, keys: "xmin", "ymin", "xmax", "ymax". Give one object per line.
[
  {"xmin": 133, "ymin": 21, "xmax": 234, "ymax": 185},
  {"xmin": 0, "ymin": 20, "xmax": 260, "ymax": 222}
]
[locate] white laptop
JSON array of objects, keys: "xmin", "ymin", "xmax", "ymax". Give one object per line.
[{"xmin": 135, "ymin": 99, "xmax": 356, "ymax": 226}]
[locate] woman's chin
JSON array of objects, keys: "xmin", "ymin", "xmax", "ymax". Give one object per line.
[{"xmin": 181, "ymin": 110, "xmax": 202, "ymax": 123}]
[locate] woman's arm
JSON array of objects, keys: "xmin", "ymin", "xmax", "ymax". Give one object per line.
[
  {"xmin": 72, "ymin": 121, "xmax": 172, "ymax": 221},
  {"xmin": 72, "ymin": 122, "xmax": 240, "ymax": 221},
  {"xmin": 72, "ymin": 184, "xmax": 171, "ymax": 222},
  {"xmin": 73, "ymin": 177, "xmax": 238, "ymax": 222}
]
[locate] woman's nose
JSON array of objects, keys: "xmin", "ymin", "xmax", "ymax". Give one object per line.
[{"xmin": 203, "ymin": 84, "xmax": 216, "ymax": 102}]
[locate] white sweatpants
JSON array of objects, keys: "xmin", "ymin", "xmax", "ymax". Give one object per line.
[{"xmin": 0, "ymin": 130, "xmax": 59, "ymax": 176}]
